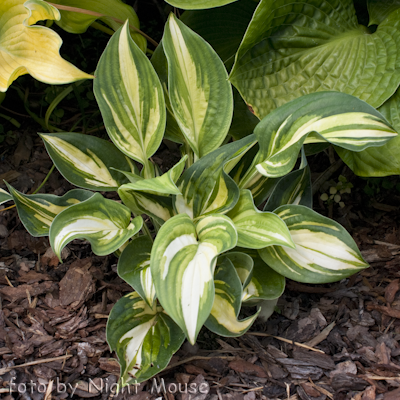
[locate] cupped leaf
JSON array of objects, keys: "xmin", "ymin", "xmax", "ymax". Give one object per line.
[
  {"xmin": 230, "ymin": 0, "xmax": 400, "ymax": 119},
  {"xmin": 205, "ymin": 258, "xmax": 259, "ymax": 337},
  {"xmin": 118, "ymin": 236, "xmax": 155, "ymax": 307},
  {"xmin": 51, "ymin": 0, "xmax": 146, "ymax": 51},
  {"xmin": 175, "ymin": 134, "xmax": 257, "ymax": 219},
  {"xmin": 0, "ymin": 0, "xmax": 92, "ymax": 92},
  {"xmin": 6, "ymin": 184, "xmax": 94, "ymax": 237},
  {"xmin": 254, "ymin": 92, "xmax": 396, "ymax": 178},
  {"xmin": 94, "ymin": 21, "xmax": 165, "ymax": 166},
  {"xmin": 241, "ymin": 249, "xmax": 285, "ymax": 303},
  {"xmin": 259, "ymin": 205, "xmax": 368, "ymax": 284},
  {"xmin": 0, "ymin": 188, "xmax": 12, "ymax": 205},
  {"xmin": 50, "ymin": 193, "xmax": 143, "ymax": 259},
  {"xmin": 220, "ymin": 252, "xmax": 254, "ymax": 290},
  {"xmin": 165, "ymin": 0, "xmax": 238, "ymax": 9},
  {"xmin": 40, "ymin": 132, "xmax": 133, "ymax": 191},
  {"xmin": 162, "ymin": 14, "xmax": 233, "ymax": 158},
  {"xmin": 336, "ymin": 89, "xmax": 400, "ymax": 176},
  {"xmin": 107, "ymin": 292, "xmax": 185, "ymax": 385},
  {"xmin": 264, "ymin": 164, "xmax": 312, "ymax": 211},
  {"xmin": 116, "ymin": 156, "xmax": 187, "ymax": 196},
  {"xmin": 118, "ymin": 188, "xmax": 174, "ymax": 225},
  {"xmin": 368, "ymin": 0, "xmax": 400, "ymax": 26},
  {"xmin": 150, "ymin": 213, "xmax": 237, "ymax": 344},
  {"xmin": 227, "ymin": 189, "xmax": 294, "ymax": 249}
]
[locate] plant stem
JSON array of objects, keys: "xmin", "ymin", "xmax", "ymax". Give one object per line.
[
  {"xmin": 142, "ymin": 220, "xmax": 154, "ymax": 243},
  {"xmin": 32, "ymin": 165, "xmax": 55, "ymax": 194},
  {"xmin": 90, "ymin": 21, "xmax": 115, "ymax": 36}
]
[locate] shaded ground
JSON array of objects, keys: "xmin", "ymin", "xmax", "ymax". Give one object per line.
[{"xmin": 1, "ymin": 124, "xmax": 400, "ymax": 400}]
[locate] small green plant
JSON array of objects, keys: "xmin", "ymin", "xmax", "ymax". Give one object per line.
[
  {"xmin": 1, "ymin": 0, "xmax": 400, "ymax": 390},
  {"xmin": 320, "ymin": 175, "xmax": 353, "ymax": 208}
]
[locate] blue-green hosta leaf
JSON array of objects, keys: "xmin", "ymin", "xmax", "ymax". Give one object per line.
[
  {"xmin": 205, "ymin": 258, "xmax": 258, "ymax": 337},
  {"xmin": 241, "ymin": 249, "xmax": 285, "ymax": 303},
  {"xmin": 118, "ymin": 189, "xmax": 174, "ymax": 225},
  {"xmin": 50, "ymin": 193, "xmax": 143, "ymax": 259},
  {"xmin": 264, "ymin": 165, "xmax": 312, "ymax": 211},
  {"xmin": 259, "ymin": 205, "xmax": 368, "ymax": 284},
  {"xmin": 368, "ymin": 0, "xmax": 400, "ymax": 26},
  {"xmin": 175, "ymin": 135, "xmax": 256, "ymax": 219},
  {"xmin": 116, "ymin": 156, "xmax": 187, "ymax": 196},
  {"xmin": 151, "ymin": 213, "xmax": 237, "ymax": 343},
  {"xmin": 230, "ymin": 0, "xmax": 400, "ymax": 119},
  {"xmin": 118, "ymin": 236, "xmax": 155, "ymax": 307},
  {"xmin": 40, "ymin": 132, "xmax": 133, "ymax": 191},
  {"xmin": 336, "ymin": 89, "xmax": 400, "ymax": 176},
  {"xmin": 0, "ymin": 188, "xmax": 12, "ymax": 205},
  {"xmin": 165, "ymin": 0, "xmax": 238, "ymax": 9},
  {"xmin": 94, "ymin": 21, "xmax": 165, "ymax": 167},
  {"xmin": 6, "ymin": 185, "xmax": 93, "ymax": 237},
  {"xmin": 162, "ymin": 14, "xmax": 233, "ymax": 158},
  {"xmin": 107, "ymin": 292, "xmax": 185, "ymax": 385},
  {"xmin": 52, "ymin": 0, "xmax": 146, "ymax": 51},
  {"xmin": 254, "ymin": 92, "xmax": 396, "ymax": 178},
  {"xmin": 227, "ymin": 189, "xmax": 294, "ymax": 249}
]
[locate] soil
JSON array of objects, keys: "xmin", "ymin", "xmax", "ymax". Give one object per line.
[{"xmin": 1, "ymin": 115, "xmax": 400, "ymax": 400}]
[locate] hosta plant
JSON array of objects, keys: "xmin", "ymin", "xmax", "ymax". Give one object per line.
[{"xmin": 2, "ymin": 7, "xmax": 399, "ymax": 388}]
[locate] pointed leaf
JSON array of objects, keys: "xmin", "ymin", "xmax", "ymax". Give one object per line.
[
  {"xmin": 175, "ymin": 135, "xmax": 256, "ymax": 219},
  {"xmin": 107, "ymin": 292, "xmax": 185, "ymax": 385},
  {"xmin": 0, "ymin": 188, "xmax": 12, "ymax": 205},
  {"xmin": 254, "ymin": 92, "xmax": 396, "ymax": 178},
  {"xmin": 94, "ymin": 21, "xmax": 165, "ymax": 165},
  {"xmin": 227, "ymin": 189, "xmax": 294, "ymax": 249},
  {"xmin": 51, "ymin": 0, "xmax": 146, "ymax": 51},
  {"xmin": 230, "ymin": 0, "xmax": 400, "ymax": 119},
  {"xmin": 368, "ymin": 0, "xmax": 400, "ymax": 26},
  {"xmin": 0, "ymin": 0, "xmax": 92, "ymax": 91},
  {"xmin": 220, "ymin": 252, "xmax": 254, "ymax": 289},
  {"xmin": 264, "ymin": 165, "xmax": 312, "ymax": 211},
  {"xmin": 7, "ymin": 185, "xmax": 94, "ymax": 237},
  {"xmin": 50, "ymin": 193, "xmax": 143, "ymax": 259},
  {"xmin": 163, "ymin": 14, "xmax": 233, "ymax": 158},
  {"xmin": 116, "ymin": 156, "xmax": 187, "ymax": 196},
  {"xmin": 118, "ymin": 236, "xmax": 156, "ymax": 307},
  {"xmin": 336, "ymin": 89, "xmax": 400, "ymax": 176},
  {"xmin": 165, "ymin": 0, "xmax": 238, "ymax": 9},
  {"xmin": 151, "ymin": 213, "xmax": 237, "ymax": 343},
  {"xmin": 205, "ymin": 258, "xmax": 258, "ymax": 337},
  {"xmin": 259, "ymin": 205, "xmax": 368, "ymax": 284},
  {"xmin": 40, "ymin": 132, "xmax": 133, "ymax": 191}
]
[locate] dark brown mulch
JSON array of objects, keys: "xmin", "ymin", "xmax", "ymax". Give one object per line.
[{"xmin": 1, "ymin": 130, "xmax": 400, "ymax": 400}]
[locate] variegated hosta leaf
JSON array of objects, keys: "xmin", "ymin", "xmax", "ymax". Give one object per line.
[
  {"xmin": 230, "ymin": 0, "xmax": 400, "ymax": 119},
  {"xmin": 51, "ymin": 0, "xmax": 146, "ymax": 51},
  {"xmin": 118, "ymin": 188, "xmax": 174, "ymax": 225},
  {"xmin": 107, "ymin": 292, "xmax": 185, "ymax": 385},
  {"xmin": 0, "ymin": 188, "xmax": 12, "ymax": 205},
  {"xmin": 242, "ymin": 250, "xmax": 285, "ymax": 303},
  {"xmin": 151, "ymin": 213, "xmax": 237, "ymax": 344},
  {"xmin": 50, "ymin": 193, "xmax": 143, "ymax": 259},
  {"xmin": 337, "ymin": 89, "xmax": 400, "ymax": 176},
  {"xmin": 205, "ymin": 258, "xmax": 259, "ymax": 337},
  {"xmin": 0, "ymin": 0, "xmax": 92, "ymax": 92},
  {"xmin": 219, "ymin": 252, "xmax": 254, "ymax": 290},
  {"xmin": 257, "ymin": 298, "xmax": 279, "ymax": 322},
  {"xmin": 175, "ymin": 135, "xmax": 257, "ymax": 219},
  {"xmin": 118, "ymin": 236, "xmax": 155, "ymax": 307},
  {"xmin": 264, "ymin": 165, "xmax": 312, "ymax": 211},
  {"xmin": 254, "ymin": 92, "xmax": 396, "ymax": 178},
  {"xmin": 116, "ymin": 156, "xmax": 187, "ymax": 196},
  {"xmin": 165, "ymin": 0, "xmax": 238, "ymax": 9},
  {"xmin": 162, "ymin": 14, "xmax": 233, "ymax": 158},
  {"xmin": 40, "ymin": 132, "xmax": 133, "ymax": 191},
  {"xmin": 6, "ymin": 184, "xmax": 93, "ymax": 237},
  {"xmin": 227, "ymin": 189, "xmax": 294, "ymax": 250},
  {"xmin": 259, "ymin": 205, "xmax": 368, "ymax": 284},
  {"xmin": 94, "ymin": 21, "xmax": 165, "ymax": 166},
  {"xmin": 368, "ymin": 0, "xmax": 400, "ymax": 26}
]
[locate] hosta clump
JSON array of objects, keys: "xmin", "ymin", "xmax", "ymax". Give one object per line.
[{"xmin": 2, "ymin": 13, "xmax": 398, "ymax": 387}]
